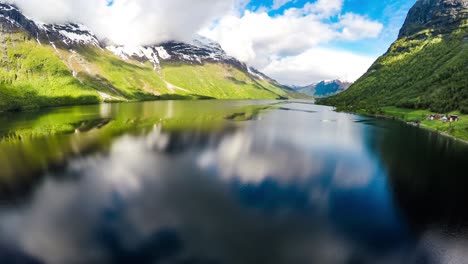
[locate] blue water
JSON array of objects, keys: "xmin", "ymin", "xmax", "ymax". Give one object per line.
[{"xmin": 0, "ymin": 101, "xmax": 468, "ymax": 264}]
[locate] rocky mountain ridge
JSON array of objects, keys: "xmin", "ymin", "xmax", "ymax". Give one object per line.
[
  {"xmin": 0, "ymin": 3, "xmax": 252, "ymax": 71},
  {"xmin": 399, "ymin": 0, "xmax": 468, "ymax": 37},
  {"xmin": 0, "ymin": 2, "xmax": 300, "ymax": 112}
]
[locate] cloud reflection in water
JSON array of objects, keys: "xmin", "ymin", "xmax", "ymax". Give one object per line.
[{"xmin": 0, "ymin": 102, "xmax": 466, "ymax": 264}]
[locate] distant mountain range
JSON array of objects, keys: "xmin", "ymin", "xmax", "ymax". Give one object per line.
[
  {"xmin": 293, "ymin": 80, "xmax": 352, "ymax": 98},
  {"xmin": 321, "ymin": 0, "xmax": 468, "ymax": 113},
  {"xmin": 0, "ymin": 3, "xmax": 303, "ymax": 112}
]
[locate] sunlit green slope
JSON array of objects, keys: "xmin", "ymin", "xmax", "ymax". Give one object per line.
[
  {"xmin": 321, "ymin": 0, "xmax": 468, "ymax": 113},
  {"xmin": 0, "ymin": 33, "xmax": 295, "ymax": 112},
  {"xmin": 0, "ymin": 32, "xmax": 101, "ymax": 112},
  {"xmin": 322, "ymin": 27, "xmax": 468, "ymax": 113}
]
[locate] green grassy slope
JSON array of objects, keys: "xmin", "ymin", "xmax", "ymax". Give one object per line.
[
  {"xmin": 321, "ymin": 23, "xmax": 468, "ymax": 113},
  {"xmin": 161, "ymin": 62, "xmax": 288, "ymax": 99},
  {"xmin": 0, "ymin": 32, "xmax": 101, "ymax": 112},
  {"xmin": 0, "ymin": 30, "xmax": 294, "ymax": 112},
  {"xmin": 78, "ymin": 48, "xmax": 171, "ymax": 99}
]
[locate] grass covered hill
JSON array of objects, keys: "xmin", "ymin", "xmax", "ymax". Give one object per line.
[
  {"xmin": 320, "ymin": 0, "xmax": 468, "ymax": 114},
  {"xmin": 0, "ymin": 3, "xmax": 302, "ymax": 112}
]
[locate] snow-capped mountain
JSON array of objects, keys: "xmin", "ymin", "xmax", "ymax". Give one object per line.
[
  {"xmin": 37, "ymin": 23, "xmax": 101, "ymax": 47},
  {"xmin": 294, "ymin": 79, "xmax": 352, "ymax": 98},
  {"xmin": 105, "ymin": 36, "xmax": 247, "ymax": 71},
  {"xmin": 0, "ymin": 2, "xmax": 302, "ymax": 112},
  {"xmin": 0, "ymin": 2, "xmax": 258, "ymax": 75},
  {"xmin": 0, "ymin": 3, "xmax": 99, "ymax": 48}
]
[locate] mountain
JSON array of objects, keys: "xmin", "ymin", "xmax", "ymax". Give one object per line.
[
  {"xmin": 0, "ymin": 3, "xmax": 299, "ymax": 112},
  {"xmin": 295, "ymin": 80, "xmax": 352, "ymax": 98},
  {"xmin": 320, "ymin": 0, "xmax": 468, "ymax": 113}
]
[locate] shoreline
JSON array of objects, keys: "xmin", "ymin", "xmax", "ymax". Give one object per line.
[
  {"xmin": 0, "ymin": 98, "xmax": 298, "ymax": 115},
  {"xmin": 353, "ymin": 110, "xmax": 468, "ymax": 145},
  {"xmin": 417, "ymin": 122, "xmax": 468, "ymax": 145}
]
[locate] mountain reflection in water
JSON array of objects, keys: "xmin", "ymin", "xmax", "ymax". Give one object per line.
[{"xmin": 0, "ymin": 101, "xmax": 468, "ymax": 264}]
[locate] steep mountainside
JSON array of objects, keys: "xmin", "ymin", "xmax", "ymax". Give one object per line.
[
  {"xmin": 0, "ymin": 3, "xmax": 296, "ymax": 112},
  {"xmin": 295, "ymin": 80, "xmax": 352, "ymax": 98},
  {"xmin": 321, "ymin": 0, "xmax": 468, "ymax": 113}
]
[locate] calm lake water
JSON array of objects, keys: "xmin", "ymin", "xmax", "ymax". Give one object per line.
[{"xmin": 1, "ymin": 100, "xmax": 468, "ymax": 264}]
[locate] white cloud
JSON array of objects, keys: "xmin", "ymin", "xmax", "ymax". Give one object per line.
[
  {"xmin": 261, "ymin": 47, "xmax": 376, "ymax": 85},
  {"xmin": 303, "ymin": 0, "xmax": 344, "ymax": 17},
  {"xmin": 201, "ymin": 10, "xmax": 337, "ymax": 64},
  {"xmin": 338, "ymin": 13, "xmax": 384, "ymax": 40},
  {"xmin": 7, "ymin": 0, "xmax": 236, "ymax": 46},
  {"xmin": 272, "ymin": 0, "xmax": 294, "ymax": 10},
  {"xmin": 8, "ymin": 0, "xmax": 384, "ymax": 85},
  {"xmin": 202, "ymin": 1, "xmax": 383, "ymax": 85}
]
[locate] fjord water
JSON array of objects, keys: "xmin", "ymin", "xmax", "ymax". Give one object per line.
[{"xmin": 1, "ymin": 101, "xmax": 468, "ymax": 264}]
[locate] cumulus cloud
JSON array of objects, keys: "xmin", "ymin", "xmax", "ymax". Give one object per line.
[
  {"xmin": 7, "ymin": 0, "xmax": 235, "ymax": 46},
  {"xmin": 338, "ymin": 13, "xmax": 384, "ymax": 41},
  {"xmin": 261, "ymin": 47, "xmax": 376, "ymax": 85},
  {"xmin": 202, "ymin": 0, "xmax": 383, "ymax": 84},
  {"xmin": 303, "ymin": 0, "xmax": 344, "ymax": 17},
  {"xmin": 201, "ymin": 11, "xmax": 336, "ymax": 64},
  {"xmin": 8, "ymin": 0, "xmax": 385, "ymax": 85},
  {"xmin": 272, "ymin": 0, "xmax": 294, "ymax": 10}
]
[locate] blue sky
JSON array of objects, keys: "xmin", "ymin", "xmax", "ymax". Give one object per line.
[
  {"xmin": 200, "ymin": 0, "xmax": 419, "ymax": 84},
  {"xmin": 89, "ymin": 0, "xmax": 419, "ymax": 84},
  {"xmin": 105, "ymin": 0, "xmax": 416, "ymax": 58},
  {"xmin": 243, "ymin": 0, "xmax": 416, "ymax": 57}
]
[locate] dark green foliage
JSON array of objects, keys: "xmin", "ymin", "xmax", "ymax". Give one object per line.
[{"xmin": 321, "ymin": 25, "xmax": 468, "ymax": 114}]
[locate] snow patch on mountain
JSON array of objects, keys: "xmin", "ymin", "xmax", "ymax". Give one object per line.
[
  {"xmin": 0, "ymin": 3, "xmax": 31, "ymax": 28},
  {"xmin": 40, "ymin": 23, "xmax": 101, "ymax": 47},
  {"xmin": 155, "ymin": 46, "xmax": 171, "ymax": 60},
  {"xmin": 248, "ymin": 67, "xmax": 265, "ymax": 80},
  {"xmin": 0, "ymin": 3, "xmax": 277, "ymax": 83},
  {"xmin": 0, "ymin": 3, "xmax": 100, "ymax": 47},
  {"xmin": 0, "ymin": 3, "xmax": 15, "ymax": 11},
  {"xmin": 191, "ymin": 35, "xmax": 231, "ymax": 61},
  {"xmin": 106, "ymin": 45, "xmax": 161, "ymax": 69},
  {"xmin": 0, "ymin": 13, "xmax": 20, "ymax": 27},
  {"xmin": 106, "ymin": 35, "xmax": 241, "ymax": 68}
]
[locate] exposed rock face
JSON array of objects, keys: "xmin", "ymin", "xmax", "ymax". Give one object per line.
[
  {"xmin": 399, "ymin": 0, "xmax": 468, "ymax": 37},
  {"xmin": 38, "ymin": 23, "xmax": 101, "ymax": 48},
  {"xmin": 0, "ymin": 3, "xmax": 40, "ymax": 34},
  {"xmin": 0, "ymin": 3, "xmax": 98, "ymax": 48}
]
